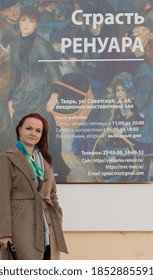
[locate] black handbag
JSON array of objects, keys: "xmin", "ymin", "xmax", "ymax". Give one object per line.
[{"xmin": 7, "ymin": 241, "xmax": 18, "ymax": 260}]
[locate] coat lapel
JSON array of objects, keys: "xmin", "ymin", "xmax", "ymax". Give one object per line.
[{"xmin": 6, "ymin": 146, "xmax": 37, "ymax": 192}]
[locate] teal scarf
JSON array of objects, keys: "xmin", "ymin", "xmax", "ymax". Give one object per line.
[{"xmin": 16, "ymin": 140, "xmax": 44, "ymax": 181}]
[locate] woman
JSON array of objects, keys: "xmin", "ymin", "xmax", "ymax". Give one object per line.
[
  {"xmin": 7, "ymin": 6, "xmax": 70, "ymax": 183},
  {"xmin": 0, "ymin": 113, "xmax": 68, "ymax": 260}
]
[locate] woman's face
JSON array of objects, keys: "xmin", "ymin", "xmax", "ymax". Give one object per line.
[
  {"xmin": 19, "ymin": 117, "xmax": 43, "ymax": 149},
  {"xmin": 19, "ymin": 15, "xmax": 38, "ymax": 37},
  {"xmin": 115, "ymin": 85, "xmax": 127, "ymax": 100}
]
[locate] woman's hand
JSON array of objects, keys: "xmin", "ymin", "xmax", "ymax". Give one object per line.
[
  {"xmin": 46, "ymin": 93, "xmax": 58, "ymax": 113},
  {"xmin": 0, "ymin": 237, "xmax": 12, "ymax": 250}
]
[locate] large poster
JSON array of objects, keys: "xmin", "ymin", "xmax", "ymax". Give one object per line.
[{"xmin": 0, "ymin": 0, "xmax": 153, "ymax": 184}]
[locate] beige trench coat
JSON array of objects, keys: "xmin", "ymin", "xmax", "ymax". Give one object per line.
[{"xmin": 0, "ymin": 146, "xmax": 68, "ymax": 260}]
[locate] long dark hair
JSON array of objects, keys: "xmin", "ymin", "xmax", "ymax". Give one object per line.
[{"xmin": 16, "ymin": 113, "xmax": 52, "ymax": 166}]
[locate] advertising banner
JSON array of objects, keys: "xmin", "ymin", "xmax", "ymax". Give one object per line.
[{"xmin": 0, "ymin": 0, "xmax": 153, "ymax": 184}]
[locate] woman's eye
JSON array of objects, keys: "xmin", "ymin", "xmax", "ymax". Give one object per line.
[{"xmin": 36, "ymin": 129, "xmax": 42, "ymax": 133}]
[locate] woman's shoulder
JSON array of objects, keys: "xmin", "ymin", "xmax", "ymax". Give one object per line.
[
  {"xmin": 11, "ymin": 34, "xmax": 47, "ymax": 50},
  {"xmin": 43, "ymin": 158, "xmax": 54, "ymax": 176},
  {"xmin": 0, "ymin": 146, "xmax": 19, "ymax": 158},
  {"xmin": 34, "ymin": 34, "xmax": 55, "ymax": 52},
  {"xmin": 35, "ymin": 34, "xmax": 49, "ymax": 45},
  {"xmin": 0, "ymin": 147, "xmax": 17, "ymax": 169}
]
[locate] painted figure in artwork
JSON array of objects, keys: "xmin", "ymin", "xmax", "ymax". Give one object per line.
[{"xmin": 7, "ymin": 6, "xmax": 70, "ymax": 183}]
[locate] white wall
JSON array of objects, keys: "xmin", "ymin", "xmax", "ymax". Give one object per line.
[{"xmin": 58, "ymin": 184, "xmax": 153, "ymax": 231}]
